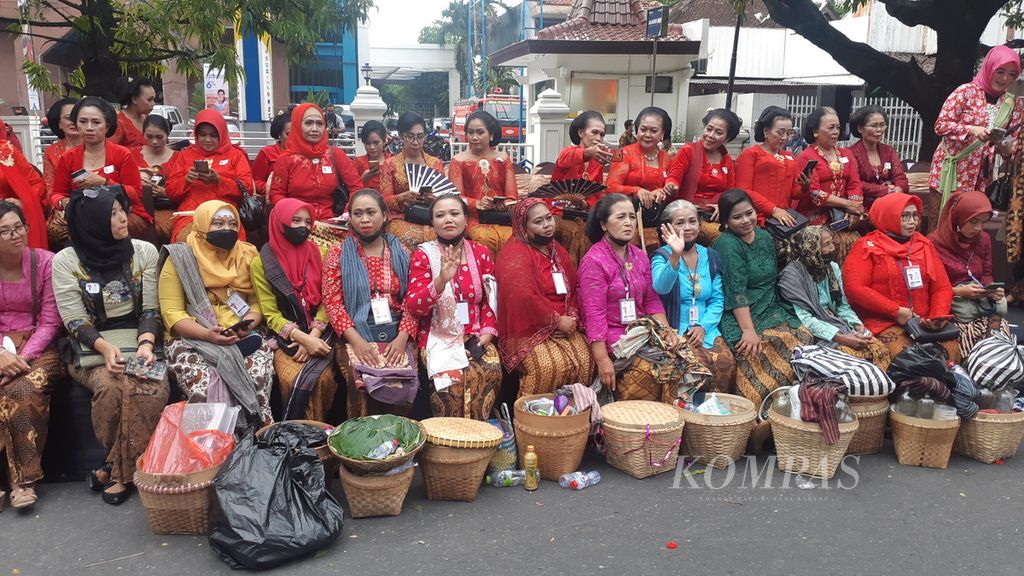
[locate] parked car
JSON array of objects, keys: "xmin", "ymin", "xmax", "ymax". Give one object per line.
[{"xmin": 151, "ymin": 105, "xmax": 185, "ymax": 130}]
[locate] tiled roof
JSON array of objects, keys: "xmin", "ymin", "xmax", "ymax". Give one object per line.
[{"xmin": 538, "ymin": 0, "xmax": 688, "ymax": 41}]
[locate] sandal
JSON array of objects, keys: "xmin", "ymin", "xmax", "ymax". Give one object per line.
[
  {"xmin": 88, "ymin": 463, "xmax": 113, "ymax": 492},
  {"xmin": 101, "ymin": 483, "xmax": 134, "ymax": 506},
  {"xmin": 11, "ymin": 486, "xmax": 37, "ymax": 509}
]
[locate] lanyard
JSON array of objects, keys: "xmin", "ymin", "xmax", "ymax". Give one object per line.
[
  {"xmin": 682, "ymin": 252, "xmax": 700, "ymax": 306},
  {"xmin": 962, "ymin": 249, "xmax": 978, "ymax": 282},
  {"xmin": 367, "ymin": 243, "xmax": 392, "ymax": 299},
  {"xmin": 614, "ymin": 250, "xmax": 632, "ymax": 300}
]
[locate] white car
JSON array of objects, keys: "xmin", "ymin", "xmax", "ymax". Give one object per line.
[{"xmin": 150, "ymin": 105, "xmax": 184, "ymax": 130}]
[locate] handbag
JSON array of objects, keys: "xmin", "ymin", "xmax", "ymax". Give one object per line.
[
  {"xmin": 58, "ymin": 328, "xmax": 142, "ymax": 369},
  {"xmin": 329, "ymin": 150, "xmax": 349, "ymax": 216},
  {"xmin": 986, "ymin": 174, "xmax": 1013, "ymax": 212},
  {"xmin": 905, "ymin": 316, "xmax": 959, "ymax": 343},
  {"xmin": 765, "ymin": 209, "xmax": 810, "ymax": 240},
  {"xmin": 403, "ymin": 203, "xmax": 432, "ymax": 225},
  {"xmin": 234, "ymin": 179, "xmax": 265, "ymax": 232},
  {"xmin": 478, "ymin": 210, "xmax": 512, "ymax": 226}
]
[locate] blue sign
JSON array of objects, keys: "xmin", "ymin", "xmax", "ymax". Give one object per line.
[{"xmin": 646, "ymin": 7, "xmax": 667, "ymax": 39}]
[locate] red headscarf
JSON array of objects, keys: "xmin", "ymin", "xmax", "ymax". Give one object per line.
[
  {"xmin": 861, "ymin": 192, "xmax": 936, "ymax": 272},
  {"xmin": 511, "ymin": 197, "xmax": 546, "ymax": 242},
  {"xmin": 268, "ymin": 198, "xmax": 323, "ymax": 309},
  {"xmin": 191, "ymin": 109, "xmax": 232, "ymax": 157},
  {"xmin": 929, "ymin": 190, "xmax": 992, "ymax": 254},
  {"xmin": 283, "ymin": 104, "xmax": 328, "ymax": 159},
  {"xmin": 972, "ymin": 45, "xmax": 1021, "ymax": 97},
  {"xmin": 0, "ymin": 141, "xmax": 48, "ymax": 249}
]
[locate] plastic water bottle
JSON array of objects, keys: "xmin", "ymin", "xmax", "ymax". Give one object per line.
[
  {"xmin": 995, "ymin": 388, "xmax": 1019, "ymax": 413},
  {"xmin": 896, "ymin": 390, "xmax": 917, "ymax": 417},
  {"xmin": 366, "ymin": 439, "xmax": 399, "ymax": 459},
  {"xmin": 558, "ymin": 471, "xmax": 602, "ymax": 490},
  {"xmin": 486, "ymin": 470, "xmax": 526, "ymax": 487},
  {"xmin": 523, "ymin": 445, "xmax": 539, "ymax": 491},
  {"xmin": 916, "ymin": 397, "xmax": 936, "ymax": 420}
]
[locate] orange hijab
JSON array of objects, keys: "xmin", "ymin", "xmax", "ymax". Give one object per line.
[
  {"xmin": 190, "ymin": 109, "xmax": 232, "ymax": 157},
  {"xmin": 860, "ymin": 192, "xmax": 937, "ymax": 273}
]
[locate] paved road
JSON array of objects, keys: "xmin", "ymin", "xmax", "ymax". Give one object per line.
[{"xmin": 2, "ymin": 445, "xmax": 1021, "ymax": 575}]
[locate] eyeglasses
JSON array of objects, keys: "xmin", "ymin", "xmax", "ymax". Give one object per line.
[
  {"xmin": 403, "ymin": 133, "xmax": 427, "ymax": 142},
  {"xmin": 772, "ymin": 129, "xmax": 796, "ymax": 136},
  {"xmin": 900, "ymin": 212, "xmax": 921, "ymax": 222},
  {"xmin": 0, "ymin": 224, "xmax": 27, "ymax": 240},
  {"xmin": 865, "ymin": 123, "xmax": 888, "ymax": 130}
]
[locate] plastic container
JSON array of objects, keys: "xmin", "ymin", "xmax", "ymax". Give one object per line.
[
  {"xmin": 896, "ymin": 391, "xmax": 916, "ymax": 417},
  {"xmin": 977, "ymin": 388, "xmax": 996, "ymax": 410},
  {"xmin": 486, "ymin": 470, "xmax": 526, "ymax": 487},
  {"xmin": 558, "ymin": 471, "xmax": 601, "ymax": 490},
  {"xmin": 367, "ymin": 439, "xmax": 400, "ymax": 459},
  {"xmin": 523, "ymin": 445, "xmax": 539, "ymax": 491},
  {"xmin": 933, "ymin": 405, "xmax": 958, "ymax": 421},
  {"xmin": 995, "ymin": 389, "xmax": 1019, "ymax": 413},
  {"xmin": 916, "ymin": 398, "xmax": 936, "ymax": 420}
]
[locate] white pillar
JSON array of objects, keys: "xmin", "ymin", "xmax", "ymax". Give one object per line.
[
  {"xmin": 448, "ymin": 68, "xmax": 462, "ymax": 116},
  {"xmin": 529, "ymin": 88, "xmax": 571, "ymax": 164},
  {"xmin": 348, "ymin": 84, "xmax": 388, "ymax": 156}
]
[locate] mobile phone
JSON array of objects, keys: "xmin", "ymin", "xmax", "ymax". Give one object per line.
[
  {"xmin": 418, "ymin": 186, "xmax": 433, "ymax": 195},
  {"xmin": 492, "ymin": 196, "xmax": 507, "ymax": 203},
  {"xmin": 222, "ymin": 318, "xmax": 254, "ymax": 335},
  {"xmin": 801, "ymin": 160, "xmax": 819, "ymax": 177},
  {"xmin": 151, "ymin": 174, "xmax": 166, "ymax": 187},
  {"xmin": 829, "ymin": 219, "xmax": 851, "ymax": 232},
  {"xmin": 464, "ymin": 335, "xmax": 485, "ymax": 361},
  {"xmin": 71, "ymin": 168, "xmax": 88, "ymax": 181},
  {"xmin": 611, "ymin": 149, "xmax": 624, "ymax": 163},
  {"xmin": 193, "ymin": 159, "xmax": 210, "ymax": 173},
  {"xmin": 125, "ymin": 356, "xmax": 168, "ymax": 381},
  {"xmin": 369, "ymin": 160, "xmax": 380, "ymax": 170},
  {"xmin": 985, "ymin": 282, "xmax": 1005, "ymax": 290}
]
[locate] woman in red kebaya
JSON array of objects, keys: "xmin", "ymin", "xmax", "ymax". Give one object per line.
[
  {"xmin": 0, "ymin": 135, "xmax": 48, "ymax": 249},
  {"xmin": 269, "ymin": 104, "xmax": 362, "ymax": 222},
  {"xmin": 112, "ymin": 78, "xmax": 156, "ymax": 153},
  {"xmin": 43, "ymin": 98, "xmax": 81, "ymax": 203},
  {"xmin": 552, "ymin": 111, "xmax": 611, "ymax": 189},
  {"xmin": 379, "ymin": 111, "xmax": 445, "ymax": 250},
  {"xmin": 606, "ymin": 107, "xmax": 674, "ymax": 249},
  {"xmin": 735, "ymin": 106, "xmax": 808, "ymax": 226},
  {"xmin": 352, "ymin": 120, "xmax": 391, "ymax": 192},
  {"xmin": 253, "ymin": 113, "xmax": 290, "ymax": 196},
  {"xmin": 165, "ymin": 109, "xmax": 253, "ymax": 242},
  {"xmin": 135, "ymin": 115, "xmax": 178, "ymax": 244},
  {"xmin": 848, "ymin": 105, "xmax": 909, "ymax": 210}
]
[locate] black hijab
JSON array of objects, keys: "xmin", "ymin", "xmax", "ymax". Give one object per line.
[{"xmin": 66, "ymin": 186, "xmax": 135, "ymax": 273}]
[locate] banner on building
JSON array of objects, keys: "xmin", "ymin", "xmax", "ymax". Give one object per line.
[{"xmin": 204, "ymin": 64, "xmax": 230, "ymax": 115}]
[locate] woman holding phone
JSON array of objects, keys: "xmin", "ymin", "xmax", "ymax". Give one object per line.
[
  {"xmin": 136, "ymin": 115, "xmax": 177, "ymax": 244},
  {"xmin": 735, "ymin": 106, "xmax": 809, "ymax": 226},
  {"xmin": 353, "ymin": 120, "xmax": 390, "ymax": 192},
  {"xmin": 379, "ymin": 112, "xmax": 445, "ymax": 250}
]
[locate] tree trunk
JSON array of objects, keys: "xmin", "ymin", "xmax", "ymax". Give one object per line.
[{"xmin": 81, "ymin": 58, "xmax": 124, "ymax": 102}]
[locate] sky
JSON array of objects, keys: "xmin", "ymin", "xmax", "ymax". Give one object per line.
[{"xmin": 367, "ymin": 0, "xmax": 455, "ymax": 47}]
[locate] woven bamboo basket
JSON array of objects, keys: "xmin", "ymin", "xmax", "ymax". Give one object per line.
[
  {"xmin": 600, "ymin": 401, "xmax": 684, "ymax": 479},
  {"xmin": 890, "ymin": 407, "xmax": 960, "ymax": 469},
  {"xmin": 339, "ymin": 465, "xmax": 415, "ymax": 518},
  {"xmin": 846, "ymin": 395, "xmax": 890, "ymax": 456},
  {"xmin": 328, "ymin": 416, "xmax": 425, "ymax": 475},
  {"xmin": 134, "ymin": 456, "xmax": 222, "ymax": 535},
  {"xmin": 678, "ymin": 394, "xmax": 756, "ymax": 469},
  {"xmin": 257, "ymin": 420, "xmax": 339, "ymax": 478},
  {"xmin": 768, "ymin": 405, "xmax": 859, "ymax": 479},
  {"xmin": 954, "ymin": 410, "xmax": 1024, "ymax": 464},
  {"xmin": 513, "ymin": 394, "xmax": 592, "ymax": 480},
  {"xmin": 419, "ymin": 418, "xmax": 502, "ymax": 501}
]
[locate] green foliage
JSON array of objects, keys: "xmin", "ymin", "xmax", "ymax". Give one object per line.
[
  {"xmin": 418, "ymin": 0, "xmax": 511, "ymax": 99},
  {"xmin": 304, "ymin": 90, "xmax": 332, "ymax": 108},
  {"xmin": 328, "ymin": 415, "xmax": 423, "ymax": 460}
]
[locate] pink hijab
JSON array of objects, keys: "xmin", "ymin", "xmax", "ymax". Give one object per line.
[{"xmin": 972, "ymin": 46, "xmax": 1021, "ymax": 97}]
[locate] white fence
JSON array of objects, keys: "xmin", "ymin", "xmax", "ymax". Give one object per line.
[
  {"xmin": 786, "ymin": 94, "xmax": 925, "ymax": 161},
  {"xmin": 450, "ymin": 142, "xmax": 536, "ymax": 168},
  {"xmin": 169, "ymin": 130, "xmax": 356, "ymax": 157}
]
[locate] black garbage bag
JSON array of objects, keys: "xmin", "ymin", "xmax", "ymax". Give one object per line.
[
  {"xmin": 262, "ymin": 421, "xmax": 330, "ymax": 449},
  {"xmin": 887, "ymin": 343, "xmax": 954, "ymax": 391},
  {"xmin": 208, "ymin": 429, "xmax": 344, "ymax": 569}
]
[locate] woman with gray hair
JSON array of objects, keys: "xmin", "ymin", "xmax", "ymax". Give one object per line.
[{"xmin": 651, "ymin": 199, "xmax": 736, "ymax": 393}]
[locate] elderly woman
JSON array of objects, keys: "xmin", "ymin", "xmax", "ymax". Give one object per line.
[
  {"xmin": 253, "ymin": 113, "xmax": 291, "ymax": 196},
  {"xmin": 736, "ymin": 106, "xmax": 808, "ymax": 226},
  {"xmin": 715, "ymin": 189, "xmax": 814, "ymax": 406},
  {"xmin": 651, "ymin": 199, "xmax": 735, "ymax": 393},
  {"xmin": 51, "ymin": 187, "xmax": 167, "ymax": 506},
  {"xmin": 379, "ymin": 112, "xmax": 445, "ymax": 251},
  {"xmin": 929, "ymin": 190, "xmax": 1009, "ymax": 359},
  {"xmin": 251, "ymin": 199, "xmax": 337, "ymax": 422},
  {"xmin": 159, "ymin": 200, "xmax": 274, "ymax": 425},
  {"xmin": 405, "ymin": 194, "xmax": 500, "ymax": 419},
  {"xmin": 848, "ymin": 105, "xmax": 909, "ymax": 210},
  {"xmin": 843, "ymin": 192, "xmax": 958, "ymax": 361},
  {"xmin": 0, "ymin": 202, "xmax": 64, "ymax": 509},
  {"xmin": 552, "ymin": 110, "xmax": 611, "ymax": 187},
  {"xmin": 778, "ymin": 225, "xmax": 891, "ymax": 369},
  {"xmin": 496, "ymin": 198, "xmax": 592, "ymax": 397}
]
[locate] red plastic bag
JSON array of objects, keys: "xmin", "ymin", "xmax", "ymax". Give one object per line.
[{"xmin": 140, "ymin": 402, "xmax": 236, "ymax": 474}]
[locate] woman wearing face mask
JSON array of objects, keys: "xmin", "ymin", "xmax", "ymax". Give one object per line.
[
  {"xmin": 848, "ymin": 106, "xmax": 909, "ymax": 210},
  {"xmin": 251, "ymin": 199, "xmax": 337, "ymax": 422},
  {"xmin": 449, "ymin": 110, "xmax": 519, "ymax": 258},
  {"xmin": 43, "ymin": 98, "xmax": 81, "ymax": 202},
  {"xmin": 136, "ymin": 115, "xmax": 177, "ymax": 244},
  {"xmin": 929, "ymin": 191, "xmax": 1009, "ymax": 358},
  {"xmin": 112, "ymin": 78, "xmax": 157, "ymax": 153},
  {"xmin": 843, "ymin": 192, "xmax": 958, "ymax": 361},
  {"xmin": 323, "ymin": 188, "xmax": 419, "ymax": 418},
  {"xmin": 715, "ymin": 189, "xmax": 814, "ymax": 406},
  {"xmin": 353, "ymin": 120, "xmax": 391, "ymax": 192},
  {"xmin": 270, "ymin": 104, "xmax": 362, "ymax": 222},
  {"xmin": 0, "ymin": 202, "xmax": 65, "ymax": 510},
  {"xmin": 651, "ymin": 200, "xmax": 735, "ymax": 393},
  {"xmin": 577, "ymin": 194, "xmax": 687, "ymax": 403},
  {"xmin": 380, "ymin": 111, "xmax": 445, "ymax": 250},
  {"xmin": 778, "ymin": 225, "xmax": 891, "ymax": 369},
  {"xmin": 159, "ymin": 200, "xmax": 273, "ymax": 425},
  {"xmin": 165, "ymin": 110, "xmax": 253, "ymax": 242},
  {"xmin": 253, "ymin": 113, "xmax": 291, "ymax": 196},
  {"xmin": 405, "ymin": 194, "xmax": 500, "ymax": 419},
  {"xmin": 736, "ymin": 106, "xmax": 809, "ymax": 226},
  {"xmin": 796, "ymin": 107, "xmax": 865, "ymax": 262},
  {"xmin": 552, "ymin": 111, "xmax": 611, "ymax": 188},
  {"xmin": 496, "ymin": 198, "xmax": 592, "ymax": 397},
  {"xmin": 51, "ymin": 187, "xmax": 168, "ymax": 505}
]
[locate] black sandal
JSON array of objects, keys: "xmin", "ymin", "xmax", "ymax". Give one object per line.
[
  {"xmin": 87, "ymin": 463, "xmax": 113, "ymax": 492},
  {"xmin": 101, "ymin": 483, "xmax": 134, "ymax": 506}
]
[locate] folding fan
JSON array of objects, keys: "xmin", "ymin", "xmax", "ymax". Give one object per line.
[
  {"xmin": 405, "ymin": 163, "xmax": 459, "ymax": 196},
  {"xmin": 529, "ymin": 179, "xmax": 606, "ymax": 220}
]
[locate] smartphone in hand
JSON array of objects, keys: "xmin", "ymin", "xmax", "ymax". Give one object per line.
[{"xmin": 222, "ymin": 318, "xmax": 254, "ymax": 335}]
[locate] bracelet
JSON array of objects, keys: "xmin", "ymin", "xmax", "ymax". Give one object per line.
[{"xmin": 137, "ymin": 339, "xmax": 156, "ymax": 348}]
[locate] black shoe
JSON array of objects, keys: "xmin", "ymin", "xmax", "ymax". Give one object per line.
[
  {"xmin": 88, "ymin": 463, "xmax": 113, "ymax": 492},
  {"xmin": 101, "ymin": 484, "xmax": 134, "ymax": 506}
]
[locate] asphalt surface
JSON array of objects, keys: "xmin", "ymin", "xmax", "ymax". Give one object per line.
[{"xmin": 2, "ymin": 444, "xmax": 1022, "ymax": 575}]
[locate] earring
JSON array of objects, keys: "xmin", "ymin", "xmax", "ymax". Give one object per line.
[{"xmin": 955, "ymin": 225, "xmax": 960, "ymax": 233}]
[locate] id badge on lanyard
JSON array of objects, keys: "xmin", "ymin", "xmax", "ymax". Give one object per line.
[
  {"xmin": 619, "ymin": 298, "xmax": 637, "ymax": 323},
  {"xmin": 552, "ymin": 272, "xmax": 567, "ymax": 295},
  {"xmin": 371, "ymin": 296, "xmax": 393, "ymax": 324},
  {"xmin": 226, "ymin": 290, "xmax": 251, "ymax": 319},
  {"xmin": 456, "ymin": 301, "xmax": 471, "ymax": 325},
  {"xmin": 688, "ymin": 300, "xmax": 700, "ymax": 327},
  {"xmin": 905, "ymin": 264, "xmax": 923, "ymax": 290}
]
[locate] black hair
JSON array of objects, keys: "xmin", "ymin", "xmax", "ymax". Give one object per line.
[
  {"xmin": 142, "ymin": 114, "xmax": 171, "ymax": 135},
  {"xmin": 466, "ymin": 110, "xmax": 502, "ymax": 147},
  {"xmin": 624, "ymin": 119, "xmax": 633, "ymax": 128},
  {"xmin": 569, "ymin": 111, "xmax": 605, "ymax": 146},
  {"xmin": 71, "ymin": 97, "xmax": 118, "ymax": 138},
  {"xmin": 585, "ymin": 193, "xmax": 636, "ymax": 244},
  {"xmin": 717, "ymin": 188, "xmax": 755, "ymax": 233},
  {"xmin": 849, "ymin": 105, "xmax": 888, "ymax": 139},
  {"xmin": 46, "ymin": 97, "xmax": 79, "ymax": 140},
  {"xmin": 702, "ymin": 108, "xmax": 742, "ymax": 142},
  {"xmin": 269, "ymin": 113, "xmax": 290, "ymax": 140},
  {"xmin": 349, "ymin": 188, "xmax": 388, "ymax": 213},
  {"xmin": 119, "ymin": 78, "xmax": 155, "ymax": 107},
  {"xmin": 753, "ymin": 106, "xmax": 793, "ymax": 143},
  {"xmin": 634, "ymin": 106, "xmax": 673, "ymax": 140},
  {"xmin": 397, "ymin": 111, "xmax": 427, "ymax": 135},
  {"xmin": 360, "ymin": 120, "xmax": 387, "ymax": 143},
  {"xmin": 0, "ymin": 201, "xmax": 26, "ymax": 225},
  {"xmin": 802, "ymin": 106, "xmax": 838, "ymax": 145},
  {"xmin": 429, "ymin": 194, "xmax": 470, "ymax": 218}
]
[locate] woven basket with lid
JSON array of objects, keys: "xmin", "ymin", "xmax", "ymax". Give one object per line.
[
  {"xmin": 601, "ymin": 401, "xmax": 684, "ymax": 479},
  {"xmin": 419, "ymin": 418, "xmax": 503, "ymax": 501},
  {"xmin": 679, "ymin": 393, "xmax": 756, "ymax": 469}
]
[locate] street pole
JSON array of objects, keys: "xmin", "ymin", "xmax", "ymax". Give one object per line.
[
  {"xmin": 725, "ymin": 11, "xmax": 743, "ymax": 110},
  {"xmin": 650, "ymin": 38, "xmax": 658, "ymax": 107}
]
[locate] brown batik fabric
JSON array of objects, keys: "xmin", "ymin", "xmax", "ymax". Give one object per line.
[
  {"xmin": 274, "ymin": 348, "xmax": 339, "ymax": 423},
  {"xmin": 165, "ymin": 338, "xmax": 275, "ymax": 424},
  {"xmin": 516, "ymin": 331, "xmax": 593, "ymax": 397},
  {"xmin": 428, "ymin": 343, "xmax": 501, "ymax": 420},
  {"xmin": 0, "ymin": 349, "xmax": 65, "ymax": 484}
]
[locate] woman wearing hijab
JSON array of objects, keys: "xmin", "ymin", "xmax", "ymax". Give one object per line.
[
  {"xmin": 929, "ymin": 190, "xmax": 1009, "ymax": 359},
  {"xmin": 778, "ymin": 225, "xmax": 891, "ymax": 369},
  {"xmin": 51, "ymin": 187, "xmax": 167, "ymax": 506},
  {"xmin": 495, "ymin": 198, "xmax": 592, "ymax": 397},
  {"xmin": 0, "ymin": 130, "xmax": 48, "ymax": 249},
  {"xmin": 158, "ymin": 200, "xmax": 273, "ymax": 425},
  {"xmin": 323, "ymin": 188, "xmax": 419, "ymax": 419},
  {"xmin": 843, "ymin": 192, "xmax": 958, "ymax": 361},
  {"xmin": 165, "ymin": 110, "xmax": 253, "ymax": 242},
  {"xmin": 930, "ymin": 46, "xmax": 1023, "ymax": 208},
  {"xmin": 269, "ymin": 103, "xmax": 362, "ymax": 222},
  {"xmin": 251, "ymin": 198, "xmax": 337, "ymax": 422}
]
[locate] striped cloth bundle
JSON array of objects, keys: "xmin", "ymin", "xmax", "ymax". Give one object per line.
[
  {"xmin": 790, "ymin": 345, "xmax": 895, "ymax": 397},
  {"xmin": 966, "ymin": 331, "xmax": 1024, "ymax": 391}
]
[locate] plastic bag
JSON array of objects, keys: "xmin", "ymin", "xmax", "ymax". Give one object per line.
[
  {"xmin": 887, "ymin": 343, "xmax": 953, "ymax": 389},
  {"xmin": 966, "ymin": 331, "xmax": 1024, "ymax": 390},
  {"xmin": 487, "ymin": 403, "xmax": 517, "ymax": 475},
  {"xmin": 208, "ymin": 429, "xmax": 344, "ymax": 570},
  {"xmin": 140, "ymin": 402, "xmax": 237, "ymax": 475},
  {"xmin": 695, "ymin": 392, "xmax": 732, "ymax": 416}
]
